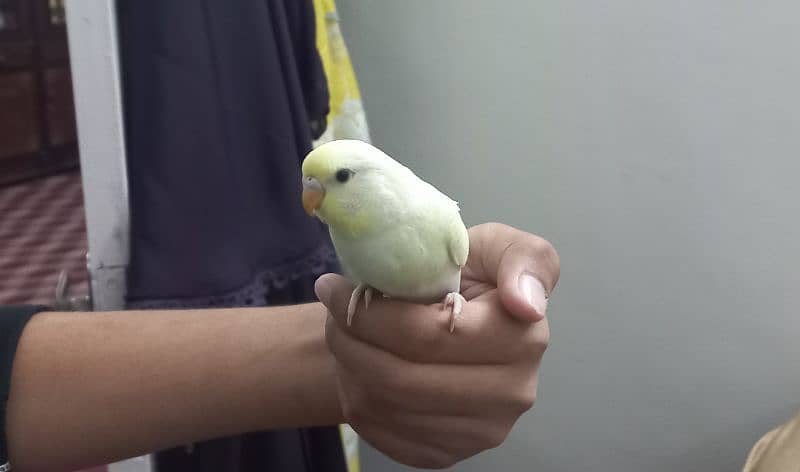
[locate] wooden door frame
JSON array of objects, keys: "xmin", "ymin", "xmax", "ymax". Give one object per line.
[{"xmin": 0, "ymin": 0, "xmax": 79, "ymax": 186}]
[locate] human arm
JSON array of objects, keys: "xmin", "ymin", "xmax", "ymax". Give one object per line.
[
  {"xmin": 6, "ymin": 222, "xmax": 561, "ymax": 471},
  {"xmin": 6, "ymin": 303, "xmax": 341, "ymax": 471}
]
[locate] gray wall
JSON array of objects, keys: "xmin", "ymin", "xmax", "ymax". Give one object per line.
[{"xmin": 337, "ymin": 1, "xmax": 800, "ymax": 471}]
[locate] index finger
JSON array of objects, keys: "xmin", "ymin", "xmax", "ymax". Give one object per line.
[{"xmin": 315, "ymin": 274, "xmax": 549, "ymax": 365}]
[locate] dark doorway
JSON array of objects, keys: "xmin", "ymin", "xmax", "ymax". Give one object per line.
[{"xmin": 0, "ymin": 0, "xmax": 78, "ymax": 187}]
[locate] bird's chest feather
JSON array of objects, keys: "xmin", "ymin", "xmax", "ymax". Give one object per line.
[{"xmin": 330, "ymin": 224, "xmax": 459, "ymax": 301}]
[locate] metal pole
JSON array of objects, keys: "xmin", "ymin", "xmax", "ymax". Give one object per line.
[
  {"xmin": 64, "ymin": 0, "xmax": 130, "ymax": 312},
  {"xmin": 64, "ymin": 1, "xmax": 151, "ymax": 470}
]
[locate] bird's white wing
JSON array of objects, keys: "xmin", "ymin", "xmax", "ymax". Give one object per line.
[
  {"xmin": 447, "ymin": 207, "xmax": 469, "ymax": 268},
  {"xmin": 409, "ymin": 176, "xmax": 469, "ymax": 270}
]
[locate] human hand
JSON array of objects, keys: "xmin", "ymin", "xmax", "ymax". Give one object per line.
[
  {"xmin": 461, "ymin": 222, "xmax": 559, "ymax": 321},
  {"xmin": 314, "ymin": 222, "xmax": 560, "ymax": 469}
]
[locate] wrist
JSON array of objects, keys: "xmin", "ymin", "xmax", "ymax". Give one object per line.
[{"xmin": 252, "ymin": 303, "xmax": 343, "ymax": 430}]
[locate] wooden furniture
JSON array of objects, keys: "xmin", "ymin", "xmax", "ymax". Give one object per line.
[{"xmin": 0, "ymin": 0, "xmax": 78, "ymax": 187}]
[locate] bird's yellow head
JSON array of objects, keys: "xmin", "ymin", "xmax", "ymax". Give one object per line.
[{"xmin": 301, "ymin": 140, "xmax": 406, "ymax": 234}]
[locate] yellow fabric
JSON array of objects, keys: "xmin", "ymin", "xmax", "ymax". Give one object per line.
[
  {"xmin": 743, "ymin": 410, "xmax": 800, "ymax": 471},
  {"xmin": 339, "ymin": 424, "xmax": 360, "ymax": 472},
  {"xmin": 313, "ymin": 0, "xmax": 371, "ymax": 145},
  {"xmin": 313, "ymin": 4, "xmax": 366, "ymax": 471}
]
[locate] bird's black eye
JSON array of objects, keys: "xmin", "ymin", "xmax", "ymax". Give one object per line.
[{"xmin": 335, "ymin": 169, "xmax": 352, "ymax": 183}]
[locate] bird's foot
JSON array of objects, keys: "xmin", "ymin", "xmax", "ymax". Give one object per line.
[
  {"xmin": 364, "ymin": 286, "xmax": 374, "ymax": 310},
  {"xmin": 441, "ymin": 292, "xmax": 466, "ymax": 333},
  {"xmin": 347, "ymin": 283, "xmax": 374, "ymax": 326}
]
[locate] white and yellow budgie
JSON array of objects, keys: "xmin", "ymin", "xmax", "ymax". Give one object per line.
[{"xmin": 301, "ymin": 140, "xmax": 469, "ymax": 332}]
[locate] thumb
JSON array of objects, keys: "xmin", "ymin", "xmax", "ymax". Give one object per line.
[
  {"xmin": 496, "ymin": 240, "xmax": 557, "ymax": 323},
  {"xmin": 468, "ymin": 223, "xmax": 559, "ymax": 322}
]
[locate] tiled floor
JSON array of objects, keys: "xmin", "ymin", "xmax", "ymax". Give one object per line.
[
  {"xmin": 0, "ymin": 171, "xmax": 90, "ymax": 306},
  {"xmin": 1, "ymin": 171, "xmax": 104, "ymax": 471}
]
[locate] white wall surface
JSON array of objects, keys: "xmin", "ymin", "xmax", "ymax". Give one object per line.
[{"xmin": 337, "ymin": 1, "xmax": 800, "ymax": 470}]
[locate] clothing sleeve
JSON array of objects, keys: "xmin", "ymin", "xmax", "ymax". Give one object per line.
[{"xmin": 1, "ymin": 305, "xmax": 47, "ymax": 469}]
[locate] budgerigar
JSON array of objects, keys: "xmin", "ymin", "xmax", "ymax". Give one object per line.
[{"xmin": 301, "ymin": 140, "xmax": 469, "ymax": 332}]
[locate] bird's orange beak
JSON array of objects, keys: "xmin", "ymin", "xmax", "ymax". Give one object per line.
[{"xmin": 302, "ymin": 177, "xmax": 325, "ymax": 216}]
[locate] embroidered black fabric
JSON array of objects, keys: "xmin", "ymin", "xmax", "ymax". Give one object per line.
[
  {"xmin": 117, "ymin": 0, "xmax": 348, "ymax": 470},
  {"xmin": 126, "ymin": 243, "xmax": 339, "ymax": 310}
]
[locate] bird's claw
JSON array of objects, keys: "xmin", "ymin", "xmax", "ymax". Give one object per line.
[
  {"xmin": 442, "ymin": 292, "xmax": 466, "ymax": 333},
  {"xmin": 347, "ymin": 284, "xmax": 373, "ymax": 326},
  {"xmin": 364, "ymin": 287, "xmax": 373, "ymax": 310}
]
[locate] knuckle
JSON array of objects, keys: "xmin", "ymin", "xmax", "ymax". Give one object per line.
[
  {"xmin": 533, "ymin": 325, "xmax": 551, "ymax": 351},
  {"xmin": 508, "ymin": 377, "xmax": 538, "ymax": 413},
  {"xmin": 523, "ymin": 323, "xmax": 550, "ymax": 355},
  {"xmin": 517, "ymin": 388, "xmax": 537, "ymax": 412},
  {"xmin": 536, "ymin": 237, "xmax": 558, "ymax": 260},
  {"xmin": 484, "ymin": 426, "xmax": 511, "ymax": 449},
  {"xmin": 463, "ymin": 427, "xmax": 503, "ymax": 452},
  {"xmin": 522, "ymin": 394, "xmax": 537, "ymax": 412},
  {"xmin": 524, "ymin": 231, "xmax": 556, "ymax": 258},
  {"xmin": 482, "ymin": 221, "xmax": 506, "ymax": 234},
  {"xmin": 538, "ymin": 239, "xmax": 561, "ymax": 282},
  {"xmin": 522, "ymin": 236, "xmax": 560, "ymax": 289}
]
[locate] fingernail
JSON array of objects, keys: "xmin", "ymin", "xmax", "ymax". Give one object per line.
[
  {"xmin": 314, "ymin": 275, "xmax": 332, "ymax": 306},
  {"xmin": 519, "ymin": 272, "xmax": 548, "ymax": 317}
]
